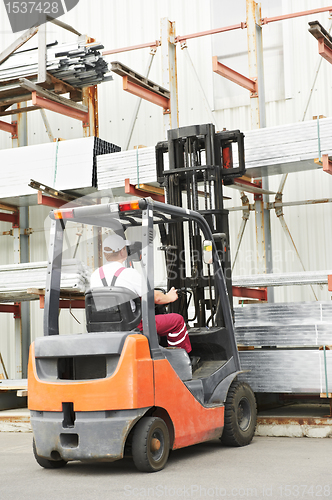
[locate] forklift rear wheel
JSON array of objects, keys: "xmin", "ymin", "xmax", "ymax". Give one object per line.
[
  {"xmin": 33, "ymin": 439, "xmax": 67, "ymax": 469},
  {"xmin": 220, "ymin": 380, "xmax": 257, "ymax": 447},
  {"xmin": 132, "ymin": 417, "xmax": 170, "ymax": 472}
]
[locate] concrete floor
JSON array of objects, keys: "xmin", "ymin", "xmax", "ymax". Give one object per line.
[{"xmin": 0, "ymin": 433, "xmax": 331, "ymax": 500}]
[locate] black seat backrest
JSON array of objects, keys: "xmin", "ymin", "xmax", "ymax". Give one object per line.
[{"xmin": 85, "ymin": 286, "xmax": 141, "ymax": 332}]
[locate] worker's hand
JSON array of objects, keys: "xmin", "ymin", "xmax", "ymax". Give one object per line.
[{"xmin": 166, "ymin": 287, "xmax": 178, "ymax": 303}]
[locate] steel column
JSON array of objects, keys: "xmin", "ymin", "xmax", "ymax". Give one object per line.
[
  {"xmin": 37, "ymin": 22, "xmax": 47, "ymax": 84},
  {"xmin": 82, "ymin": 86, "xmax": 98, "ymax": 137},
  {"xmin": 246, "ymin": 0, "xmax": 274, "ymax": 301},
  {"xmin": 11, "ymin": 103, "xmax": 30, "ymax": 378},
  {"xmin": 161, "ymin": 18, "xmax": 179, "ymax": 135}
]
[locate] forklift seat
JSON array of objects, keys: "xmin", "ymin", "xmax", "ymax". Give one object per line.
[{"xmin": 85, "ymin": 287, "xmax": 142, "ymax": 333}]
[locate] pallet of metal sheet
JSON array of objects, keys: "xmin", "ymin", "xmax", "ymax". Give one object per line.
[
  {"xmin": 0, "ymin": 136, "xmax": 120, "ymax": 206},
  {"xmin": 233, "ymin": 117, "xmax": 332, "ymax": 178},
  {"xmin": 97, "ymin": 146, "xmax": 162, "ymax": 190},
  {"xmin": 238, "ymin": 349, "xmax": 332, "ymax": 394},
  {"xmin": 0, "ymin": 37, "xmax": 112, "ymax": 91},
  {"xmin": 233, "ymin": 270, "xmax": 332, "ymax": 288},
  {"xmin": 234, "ymin": 301, "xmax": 332, "ymax": 347},
  {"xmin": 0, "ymin": 259, "xmax": 91, "ymax": 303},
  {"xmin": 97, "ymin": 119, "xmax": 332, "ymax": 191}
]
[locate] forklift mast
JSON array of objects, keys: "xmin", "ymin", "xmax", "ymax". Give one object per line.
[{"xmin": 156, "ymin": 123, "xmax": 245, "ymax": 328}]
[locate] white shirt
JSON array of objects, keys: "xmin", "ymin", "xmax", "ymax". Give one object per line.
[{"xmin": 90, "ymin": 261, "xmax": 142, "ymax": 296}]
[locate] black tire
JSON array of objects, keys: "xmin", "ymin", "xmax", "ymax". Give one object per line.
[
  {"xmin": 33, "ymin": 439, "xmax": 67, "ymax": 469},
  {"xmin": 220, "ymin": 380, "xmax": 257, "ymax": 447},
  {"xmin": 132, "ymin": 417, "xmax": 170, "ymax": 472}
]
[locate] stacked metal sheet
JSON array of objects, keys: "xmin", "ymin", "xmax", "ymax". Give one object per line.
[
  {"xmin": 97, "ymin": 147, "xmax": 162, "ymax": 190},
  {"xmin": 238, "ymin": 349, "xmax": 332, "ymax": 393},
  {"xmin": 97, "ymin": 118, "xmax": 332, "ymax": 189},
  {"xmin": 235, "ymin": 302, "xmax": 332, "ymax": 393},
  {"xmin": 233, "ymin": 270, "xmax": 332, "ymax": 288},
  {"xmin": 0, "ymin": 37, "xmax": 112, "ymax": 88},
  {"xmin": 234, "ymin": 117, "xmax": 332, "ymax": 178},
  {"xmin": 0, "ymin": 136, "xmax": 120, "ymax": 203},
  {"xmin": 0, "ymin": 259, "xmax": 91, "ymax": 303}
]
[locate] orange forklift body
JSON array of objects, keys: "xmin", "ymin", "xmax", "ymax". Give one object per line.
[{"xmin": 28, "ymin": 334, "xmax": 224, "ymax": 450}]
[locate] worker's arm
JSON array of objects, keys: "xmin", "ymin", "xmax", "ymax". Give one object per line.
[{"xmin": 154, "ymin": 287, "xmax": 178, "ymax": 305}]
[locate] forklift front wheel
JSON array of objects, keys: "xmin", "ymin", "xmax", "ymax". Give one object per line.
[
  {"xmin": 33, "ymin": 439, "xmax": 67, "ymax": 469},
  {"xmin": 132, "ymin": 417, "xmax": 170, "ymax": 472},
  {"xmin": 220, "ymin": 380, "xmax": 257, "ymax": 447}
]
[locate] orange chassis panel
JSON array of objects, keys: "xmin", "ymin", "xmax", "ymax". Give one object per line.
[
  {"xmin": 28, "ymin": 334, "xmax": 224, "ymax": 450},
  {"xmin": 28, "ymin": 335, "xmax": 154, "ymax": 412}
]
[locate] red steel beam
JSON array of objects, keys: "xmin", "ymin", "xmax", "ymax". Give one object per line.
[
  {"xmin": 322, "ymin": 154, "xmax": 332, "ymax": 175},
  {"xmin": 125, "ymin": 179, "xmax": 165, "ymax": 203},
  {"xmin": 328, "ymin": 275, "xmax": 332, "ymax": 292},
  {"xmin": 232, "ymin": 286, "xmax": 267, "ymax": 301},
  {"xmin": 32, "ymin": 92, "xmax": 89, "ymax": 122},
  {"xmin": 39, "ymin": 296, "xmax": 85, "ymax": 309},
  {"xmin": 0, "ymin": 303, "xmax": 21, "ymax": 318},
  {"xmin": 103, "ymin": 40, "xmax": 160, "ymax": 56},
  {"xmin": 37, "ymin": 191, "xmax": 66, "ymax": 208},
  {"xmin": 103, "ymin": 7, "xmax": 332, "ymax": 55},
  {"xmin": 212, "ymin": 56, "xmax": 257, "ymax": 93},
  {"xmin": 0, "ymin": 119, "xmax": 17, "ymax": 136},
  {"xmin": 122, "ymin": 76, "xmax": 170, "ymax": 109},
  {"xmin": 318, "ymin": 37, "xmax": 332, "ymax": 65},
  {"xmin": 262, "ymin": 6, "xmax": 332, "ymax": 25},
  {"xmin": 176, "ymin": 23, "xmax": 245, "ymax": 43},
  {"xmin": 0, "ymin": 211, "xmax": 19, "ymax": 225}
]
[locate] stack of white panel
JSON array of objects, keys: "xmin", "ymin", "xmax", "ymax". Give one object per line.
[
  {"xmin": 0, "ymin": 136, "xmax": 119, "ymax": 201},
  {"xmin": 97, "ymin": 147, "xmax": 162, "ymax": 190},
  {"xmin": 238, "ymin": 117, "xmax": 332, "ymax": 178},
  {"xmin": 97, "ymin": 118, "xmax": 332, "ymax": 189},
  {"xmin": 0, "ymin": 259, "xmax": 91, "ymax": 302}
]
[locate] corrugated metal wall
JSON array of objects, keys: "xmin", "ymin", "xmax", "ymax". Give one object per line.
[{"xmin": 1, "ymin": 0, "xmax": 332, "ymax": 377}]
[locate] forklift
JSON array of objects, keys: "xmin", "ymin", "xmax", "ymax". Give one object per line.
[{"xmin": 28, "ymin": 124, "xmax": 256, "ymax": 472}]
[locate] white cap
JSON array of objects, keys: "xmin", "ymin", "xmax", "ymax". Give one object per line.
[{"xmin": 103, "ymin": 234, "xmax": 128, "ymax": 254}]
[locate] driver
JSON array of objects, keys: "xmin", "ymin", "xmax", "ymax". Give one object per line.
[{"xmin": 90, "ymin": 234, "xmax": 193, "ymax": 356}]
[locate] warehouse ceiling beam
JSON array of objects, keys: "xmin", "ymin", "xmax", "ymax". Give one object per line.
[
  {"xmin": 111, "ymin": 61, "xmax": 170, "ymax": 109},
  {"xmin": 212, "ymin": 56, "xmax": 257, "ymax": 93},
  {"xmin": 19, "ymin": 78, "xmax": 89, "ymax": 122}
]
